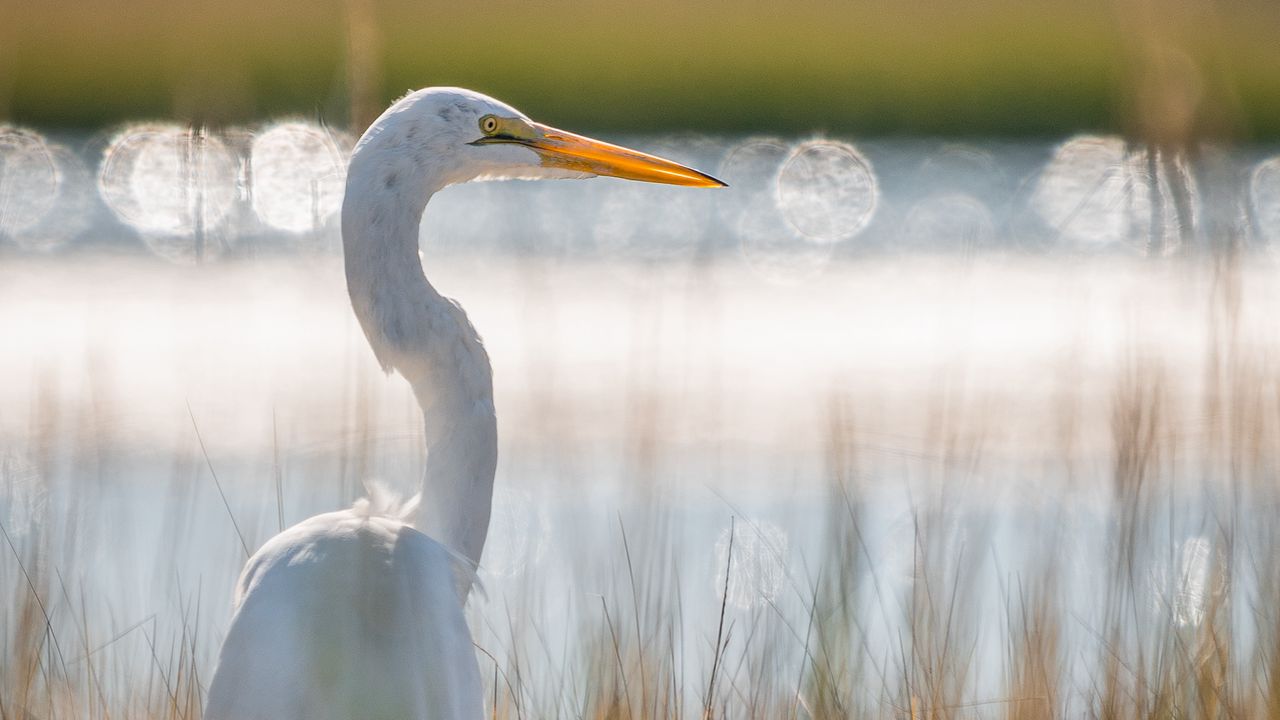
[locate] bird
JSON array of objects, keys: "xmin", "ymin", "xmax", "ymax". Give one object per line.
[{"xmin": 203, "ymin": 87, "xmax": 724, "ymax": 720}]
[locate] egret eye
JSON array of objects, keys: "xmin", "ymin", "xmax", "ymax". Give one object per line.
[{"xmin": 480, "ymin": 116, "xmax": 499, "ymax": 135}]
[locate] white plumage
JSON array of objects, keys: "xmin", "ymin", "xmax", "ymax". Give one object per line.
[
  {"xmin": 205, "ymin": 87, "xmax": 722, "ymax": 720},
  {"xmin": 204, "ymin": 497, "xmax": 481, "ymax": 720}
]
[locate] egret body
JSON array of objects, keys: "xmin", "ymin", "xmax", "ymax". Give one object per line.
[{"xmin": 204, "ymin": 87, "xmax": 722, "ymax": 720}]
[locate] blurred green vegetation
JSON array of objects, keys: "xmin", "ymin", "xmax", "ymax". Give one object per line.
[{"xmin": 3, "ymin": 0, "xmax": 1278, "ymax": 137}]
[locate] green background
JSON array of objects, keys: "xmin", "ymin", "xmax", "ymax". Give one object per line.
[{"xmin": 4, "ymin": 0, "xmax": 1278, "ymax": 137}]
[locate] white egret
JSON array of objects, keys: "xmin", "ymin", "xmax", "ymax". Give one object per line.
[{"xmin": 204, "ymin": 87, "xmax": 723, "ymax": 720}]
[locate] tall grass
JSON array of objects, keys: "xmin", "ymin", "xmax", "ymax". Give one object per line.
[{"xmin": 4, "ymin": 257, "xmax": 1280, "ymax": 718}]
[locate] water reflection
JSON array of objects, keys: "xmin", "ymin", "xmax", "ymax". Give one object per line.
[
  {"xmin": 250, "ymin": 122, "xmax": 348, "ymax": 235},
  {"xmin": 0, "ymin": 133, "xmax": 93, "ymax": 252},
  {"xmin": 720, "ymin": 138, "xmax": 833, "ymax": 284},
  {"xmin": 482, "ymin": 487, "xmax": 550, "ymax": 579},
  {"xmin": 1149, "ymin": 535, "xmax": 1225, "ymax": 628},
  {"xmin": 0, "ymin": 127, "xmax": 59, "ymax": 239},
  {"xmin": 916, "ymin": 145, "xmax": 1009, "ymax": 203},
  {"xmin": 715, "ymin": 138, "xmax": 789, "ymax": 227},
  {"xmin": 99, "ymin": 124, "xmax": 239, "ymax": 262},
  {"xmin": 0, "ymin": 450, "xmax": 44, "ymax": 544},
  {"xmin": 1030, "ymin": 135, "xmax": 1197, "ymax": 254},
  {"xmin": 1251, "ymin": 155, "xmax": 1280, "ymax": 245},
  {"xmin": 901, "ymin": 193, "xmax": 997, "ymax": 253},
  {"xmin": 713, "ymin": 519, "xmax": 789, "ymax": 610},
  {"xmin": 736, "ymin": 206, "xmax": 833, "ymax": 284},
  {"xmin": 775, "ymin": 139, "xmax": 878, "ymax": 244},
  {"xmin": 592, "ymin": 139, "xmax": 716, "ymax": 273},
  {"xmin": 0, "ymin": 131, "xmax": 1272, "ymax": 262}
]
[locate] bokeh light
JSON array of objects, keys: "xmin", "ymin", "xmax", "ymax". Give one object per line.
[
  {"xmin": 1149, "ymin": 535, "xmax": 1224, "ymax": 628},
  {"xmin": 715, "ymin": 138, "xmax": 789, "ymax": 226},
  {"xmin": 12, "ymin": 144, "xmax": 94, "ymax": 252},
  {"xmin": 774, "ymin": 139, "xmax": 878, "ymax": 244},
  {"xmin": 916, "ymin": 146, "xmax": 1008, "ymax": 198},
  {"xmin": 1031, "ymin": 136, "xmax": 1131, "ymax": 248},
  {"xmin": 900, "ymin": 193, "xmax": 997, "ymax": 253},
  {"xmin": 1030, "ymin": 135, "xmax": 1197, "ymax": 253},
  {"xmin": 592, "ymin": 142, "xmax": 714, "ymax": 284},
  {"xmin": 712, "ymin": 520, "xmax": 789, "ymax": 610},
  {"xmin": 1251, "ymin": 155, "xmax": 1280, "ymax": 245},
  {"xmin": 250, "ymin": 122, "xmax": 347, "ymax": 234},
  {"xmin": 99, "ymin": 124, "xmax": 239, "ymax": 262},
  {"xmin": 1171, "ymin": 536, "xmax": 1211, "ymax": 627},
  {"xmin": 0, "ymin": 127, "xmax": 59, "ymax": 239},
  {"xmin": 720, "ymin": 138, "xmax": 833, "ymax": 284}
]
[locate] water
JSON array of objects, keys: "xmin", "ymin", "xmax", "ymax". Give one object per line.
[
  {"xmin": 4, "ymin": 128, "xmax": 1280, "ymax": 715},
  {"xmin": 3, "ymin": 124, "xmax": 1278, "ymax": 261}
]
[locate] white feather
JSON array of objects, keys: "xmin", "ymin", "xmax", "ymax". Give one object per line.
[{"xmin": 206, "ymin": 86, "xmax": 682, "ymax": 719}]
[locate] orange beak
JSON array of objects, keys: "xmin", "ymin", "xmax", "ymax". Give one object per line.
[{"xmin": 475, "ymin": 122, "xmax": 726, "ymax": 188}]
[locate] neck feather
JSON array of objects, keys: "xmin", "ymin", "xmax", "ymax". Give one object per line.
[{"xmin": 341, "ymin": 150, "xmax": 497, "ymax": 587}]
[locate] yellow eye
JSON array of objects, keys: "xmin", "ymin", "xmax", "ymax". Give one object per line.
[{"xmin": 480, "ymin": 116, "xmax": 499, "ymax": 135}]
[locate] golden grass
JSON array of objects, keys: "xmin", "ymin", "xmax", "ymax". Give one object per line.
[{"xmin": 6, "ymin": 251, "xmax": 1280, "ymax": 718}]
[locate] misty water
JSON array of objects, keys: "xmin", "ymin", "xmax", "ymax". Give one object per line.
[{"xmin": 4, "ymin": 126, "xmax": 1280, "ymax": 712}]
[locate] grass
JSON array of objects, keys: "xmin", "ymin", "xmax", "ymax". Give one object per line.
[
  {"xmin": 5, "ymin": 246, "xmax": 1280, "ymax": 717},
  {"xmin": 0, "ymin": 50, "xmax": 1277, "ymax": 709}
]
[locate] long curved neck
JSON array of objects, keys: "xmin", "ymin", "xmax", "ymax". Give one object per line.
[{"xmin": 341, "ymin": 147, "xmax": 497, "ymax": 586}]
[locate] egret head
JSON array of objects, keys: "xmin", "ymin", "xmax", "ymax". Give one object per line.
[{"xmin": 350, "ymin": 87, "xmax": 725, "ymax": 192}]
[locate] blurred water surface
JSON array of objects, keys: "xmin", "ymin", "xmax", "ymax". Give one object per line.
[
  {"xmin": 4, "ymin": 131, "xmax": 1280, "ymax": 715},
  {"xmin": 3, "ymin": 125, "xmax": 1280, "ymax": 260}
]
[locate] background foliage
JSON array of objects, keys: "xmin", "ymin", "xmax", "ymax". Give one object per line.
[{"xmin": 4, "ymin": 0, "xmax": 1279, "ymax": 137}]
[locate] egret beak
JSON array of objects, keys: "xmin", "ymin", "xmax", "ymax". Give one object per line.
[{"xmin": 475, "ymin": 122, "xmax": 726, "ymax": 188}]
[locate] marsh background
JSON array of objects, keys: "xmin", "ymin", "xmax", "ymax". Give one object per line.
[{"xmin": 4, "ymin": 1, "xmax": 1280, "ymax": 718}]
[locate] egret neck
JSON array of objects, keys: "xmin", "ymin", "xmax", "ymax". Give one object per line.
[{"xmin": 342, "ymin": 138, "xmax": 497, "ymax": 593}]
